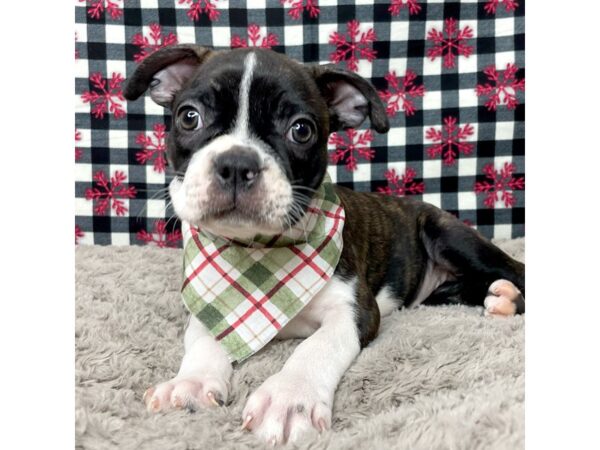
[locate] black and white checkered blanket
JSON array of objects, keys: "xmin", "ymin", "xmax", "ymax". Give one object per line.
[{"xmin": 75, "ymin": 0, "xmax": 524, "ymax": 246}]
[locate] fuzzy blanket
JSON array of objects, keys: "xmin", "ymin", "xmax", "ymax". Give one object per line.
[{"xmin": 75, "ymin": 238, "xmax": 524, "ymax": 450}]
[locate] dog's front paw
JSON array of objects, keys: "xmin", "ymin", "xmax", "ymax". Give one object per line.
[
  {"xmin": 484, "ymin": 279, "xmax": 524, "ymax": 317},
  {"xmin": 143, "ymin": 375, "xmax": 228, "ymax": 412},
  {"xmin": 241, "ymin": 372, "xmax": 332, "ymax": 446}
]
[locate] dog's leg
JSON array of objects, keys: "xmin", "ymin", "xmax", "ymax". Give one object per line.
[
  {"xmin": 422, "ymin": 212, "xmax": 525, "ymax": 317},
  {"xmin": 241, "ymin": 277, "xmax": 363, "ymax": 445},
  {"xmin": 144, "ymin": 315, "xmax": 232, "ymax": 412}
]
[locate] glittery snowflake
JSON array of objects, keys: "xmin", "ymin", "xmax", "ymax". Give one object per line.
[
  {"xmin": 484, "ymin": 0, "xmax": 519, "ymax": 14},
  {"xmin": 79, "ymin": 0, "xmax": 123, "ymax": 20},
  {"xmin": 388, "ymin": 0, "xmax": 421, "ymax": 16},
  {"xmin": 178, "ymin": 0, "xmax": 220, "ymax": 22},
  {"xmin": 476, "ymin": 63, "xmax": 525, "ymax": 111},
  {"xmin": 427, "ymin": 18, "xmax": 474, "ymax": 69},
  {"xmin": 81, "ymin": 72, "xmax": 126, "ymax": 120},
  {"xmin": 329, "ymin": 128, "xmax": 375, "ymax": 172},
  {"xmin": 280, "ymin": 0, "xmax": 320, "ymax": 19},
  {"xmin": 137, "ymin": 220, "xmax": 182, "ymax": 248},
  {"xmin": 329, "ymin": 20, "xmax": 378, "ymax": 72},
  {"xmin": 136, "ymin": 123, "xmax": 168, "ymax": 173},
  {"xmin": 85, "ymin": 170, "xmax": 137, "ymax": 216},
  {"xmin": 75, "ymin": 226, "xmax": 85, "ymax": 245},
  {"xmin": 132, "ymin": 23, "xmax": 178, "ymax": 63},
  {"xmin": 378, "ymin": 70, "xmax": 426, "ymax": 117},
  {"xmin": 75, "ymin": 129, "xmax": 83, "ymax": 161},
  {"xmin": 425, "ymin": 116, "xmax": 474, "ymax": 165},
  {"xmin": 377, "ymin": 168, "xmax": 425, "ymax": 196},
  {"xmin": 231, "ymin": 24, "xmax": 279, "ymax": 49},
  {"xmin": 474, "ymin": 162, "xmax": 524, "ymax": 208}
]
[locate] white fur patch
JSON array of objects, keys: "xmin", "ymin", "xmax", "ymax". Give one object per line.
[
  {"xmin": 234, "ymin": 52, "xmax": 257, "ymax": 139},
  {"xmin": 144, "ymin": 315, "xmax": 233, "ymax": 412},
  {"xmin": 411, "ymin": 260, "xmax": 452, "ymax": 307},
  {"xmin": 277, "ymin": 276, "xmax": 357, "ymax": 339},
  {"xmin": 245, "ymin": 276, "xmax": 361, "ymax": 444},
  {"xmin": 375, "ymin": 285, "xmax": 399, "ymax": 317}
]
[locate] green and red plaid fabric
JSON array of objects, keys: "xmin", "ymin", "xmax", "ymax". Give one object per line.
[{"xmin": 181, "ymin": 180, "xmax": 345, "ymax": 363}]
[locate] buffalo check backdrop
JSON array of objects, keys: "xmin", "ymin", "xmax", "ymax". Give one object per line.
[{"xmin": 74, "ymin": 0, "xmax": 525, "ymax": 247}]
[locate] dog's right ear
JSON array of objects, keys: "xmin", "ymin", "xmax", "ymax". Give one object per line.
[{"xmin": 123, "ymin": 45, "xmax": 214, "ymax": 108}]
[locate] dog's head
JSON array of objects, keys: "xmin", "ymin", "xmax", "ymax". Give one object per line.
[{"xmin": 124, "ymin": 45, "xmax": 389, "ymax": 239}]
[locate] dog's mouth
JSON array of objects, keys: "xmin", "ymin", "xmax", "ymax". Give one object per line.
[{"xmin": 169, "ymin": 176, "xmax": 302, "ymax": 238}]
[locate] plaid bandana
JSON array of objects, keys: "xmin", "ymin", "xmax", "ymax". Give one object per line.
[{"xmin": 180, "ymin": 180, "xmax": 345, "ymax": 363}]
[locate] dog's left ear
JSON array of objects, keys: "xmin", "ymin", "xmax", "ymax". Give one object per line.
[{"xmin": 307, "ymin": 64, "xmax": 389, "ymax": 134}]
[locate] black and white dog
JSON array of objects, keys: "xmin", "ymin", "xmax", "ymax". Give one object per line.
[{"xmin": 124, "ymin": 45, "xmax": 525, "ymax": 446}]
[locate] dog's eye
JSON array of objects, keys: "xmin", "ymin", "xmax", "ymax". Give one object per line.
[
  {"xmin": 177, "ymin": 107, "xmax": 202, "ymax": 131},
  {"xmin": 287, "ymin": 120, "xmax": 314, "ymax": 144}
]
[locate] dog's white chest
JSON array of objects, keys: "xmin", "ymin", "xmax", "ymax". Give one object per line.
[{"xmin": 276, "ymin": 276, "xmax": 357, "ymax": 339}]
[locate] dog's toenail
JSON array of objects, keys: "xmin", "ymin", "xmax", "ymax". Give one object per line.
[
  {"xmin": 148, "ymin": 397, "xmax": 159, "ymax": 412},
  {"xmin": 143, "ymin": 388, "xmax": 154, "ymax": 405},
  {"xmin": 241, "ymin": 414, "xmax": 253, "ymax": 430},
  {"xmin": 318, "ymin": 418, "xmax": 327, "ymax": 433},
  {"xmin": 206, "ymin": 391, "xmax": 223, "ymax": 407}
]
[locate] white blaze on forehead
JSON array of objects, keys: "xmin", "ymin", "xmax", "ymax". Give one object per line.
[{"xmin": 234, "ymin": 52, "xmax": 257, "ymax": 139}]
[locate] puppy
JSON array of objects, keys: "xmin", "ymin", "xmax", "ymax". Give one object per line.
[{"xmin": 124, "ymin": 45, "xmax": 525, "ymax": 445}]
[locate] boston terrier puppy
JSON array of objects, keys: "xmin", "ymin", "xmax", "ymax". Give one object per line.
[{"xmin": 124, "ymin": 45, "xmax": 525, "ymax": 446}]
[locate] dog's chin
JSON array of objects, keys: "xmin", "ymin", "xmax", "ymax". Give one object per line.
[{"xmin": 200, "ymin": 214, "xmax": 289, "ymax": 240}]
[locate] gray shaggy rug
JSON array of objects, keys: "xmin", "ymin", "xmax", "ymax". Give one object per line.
[{"xmin": 75, "ymin": 238, "xmax": 524, "ymax": 450}]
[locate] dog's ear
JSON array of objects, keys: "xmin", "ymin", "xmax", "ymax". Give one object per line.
[
  {"xmin": 123, "ymin": 44, "xmax": 214, "ymax": 108},
  {"xmin": 307, "ymin": 64, "xmax": 389, "ymax": 134}
]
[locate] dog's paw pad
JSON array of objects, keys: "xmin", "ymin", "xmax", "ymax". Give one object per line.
[
  {"xmin": 484, "ymin": 279, "xmax": 523, "ymax": 317},
  {"xmin": 143, "ymin": 376, "xmax": 228, "ymax": 413}
]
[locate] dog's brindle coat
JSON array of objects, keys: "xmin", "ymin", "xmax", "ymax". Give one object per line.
[{"xmin": 124, "ymin": 45, "xmax": 525, "ymax": 445}]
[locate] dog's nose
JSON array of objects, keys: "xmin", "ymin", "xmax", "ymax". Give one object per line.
[{"xmin": 214, "ymin": 148, "xmax": 261, "ymax": 191}]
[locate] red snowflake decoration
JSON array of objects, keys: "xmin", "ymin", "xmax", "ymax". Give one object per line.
[
  {"xmin": 329, "ymin": 128, "xmax": 374, "ymax": 172},
  {"xmin": 474, "ymin": 162, "xmax": 524, "ymax": 208},
  {"xmin": 178, "ymin": 0, "xmax": 220, "ymax": 22},
  {"xmin": 425, "ymin": 116, "xmax": 474, "ymax": 165},
  {"xmin": 378, "ymin": 70, "xmax": 426, "ymax": 117},
  {"xmin": 136, "ymin": 124, "xmax": 168, "ymax": 173},
  {"xmin": 377, "ymin": 168, "xmax": 425, "ymax": 196},
  {"xmin": 79, "ymin": 0, "xmax": 122, "ymax": 21},
  {"xmin": 85, "ymin": 170, "xmax": 137, "ymax": 216},
  {"xmin": 132, "ymin": 23, "xmax": 178, "ymax": 63},
  {"xmin": 75, "ymin": 226, "xmax": 85, "ymax": 245},
  {"xmin": 388, "ymin": 0, "xmax": 421, "ymax": 16},
  {"xmin": 231, "ymin": 24, "xmax": 279, "ymax": 49},
  {"xmin": 475, "ymin": 63, "xmax": 525, "ymax": 111},
  {"xmin": 484, "ymin": 0, "xmax": 519, "ymax": 14},
  {"xmin": 280, "ymin": 0, "xmax": 320, "ymax": 19},
  {"xmin": 81, "ymin": 72, "xmax": 126, "ymax": 120},
  {"xmin": 137, "ymin": 220, "xmax": 183, "ymax": 248},
  {"xmin": 75, "ymin": 129, "xmax": 83, "ymax": 161},
  {"xmin": 427, "ymin": 18, "xmax": 474, "ymax": 69},
  {"xmin": 329, "ymin": 20, "xmax": 378, "ymax": 72}
]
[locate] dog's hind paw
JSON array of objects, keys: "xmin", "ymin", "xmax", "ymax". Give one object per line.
[
  {"xmin": 484, "ymin": 279, "xmax": 524, "ymax": 317},
  {"xmin": 143, "ymin": 375, "xmax": 228, "ymax": 412}
]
